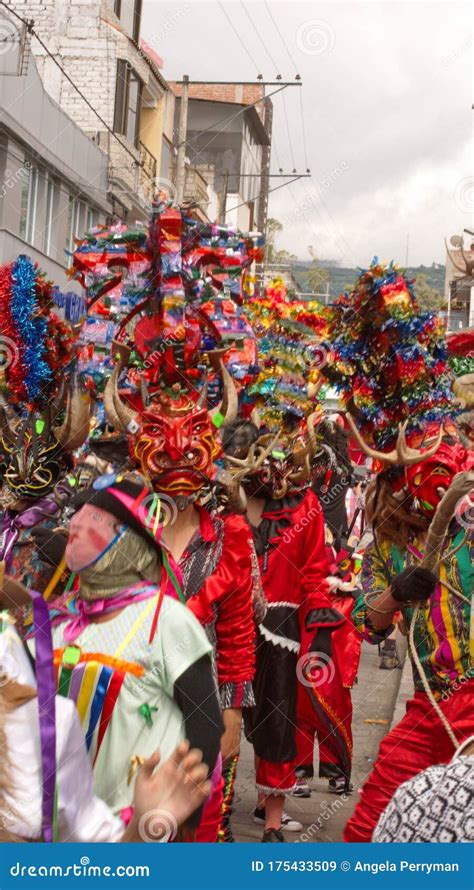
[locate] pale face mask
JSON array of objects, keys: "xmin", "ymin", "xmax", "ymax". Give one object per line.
[{"xmin": 65, "ymin": 503, "xmax": 124, "ymax": 573}]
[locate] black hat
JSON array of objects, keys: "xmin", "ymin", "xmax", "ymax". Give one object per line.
[{"xmin": 70, "ymin": 473, "xmax": 164, "ymax": 553}]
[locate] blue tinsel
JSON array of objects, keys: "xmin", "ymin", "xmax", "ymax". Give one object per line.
[{"xmin": 10, "ymin": 255, "xmax": 51, "ymax": 402}]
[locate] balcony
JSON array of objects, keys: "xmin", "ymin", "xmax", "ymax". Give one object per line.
[{"xmin": 137, "ymin": 141, "xmax": 157, "ymax": 205}]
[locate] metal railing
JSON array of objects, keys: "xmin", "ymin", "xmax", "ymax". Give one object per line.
[{"xmin": 139, "ymin": 141, "xmax": 157, "ymax": 181}]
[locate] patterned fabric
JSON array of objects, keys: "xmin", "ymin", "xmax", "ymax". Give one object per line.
[
  {"xmin": 353, "ymin": 526, "xmax": 473, "ymax": 694},
  {"xmin": 168, "ymin": 507, "xmax": 255, "ymax": 710},
  {"xmin": 373, "ymin": 756, "xmax": 474, "ymax": 842}
]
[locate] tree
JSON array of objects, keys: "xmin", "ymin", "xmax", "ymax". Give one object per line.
[
  {"xmin": 307, "ymin": 245, "xmax": 329, "ymax": 293},
  {"xmin": 413, "ymin": 274, "xmax": 444, "ymax": 312},
  {"xmin": 265, "ymin": 218, "xmax": 283, "ymax": 263},
  {"xmin": 273, "ymin": 248, "xmax": 297, "ymax": 263}
]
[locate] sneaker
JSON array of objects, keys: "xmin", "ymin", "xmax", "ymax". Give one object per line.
[
  {"xmin": 291, "ymin": 780, "xmax": 312, "ymax": 798},
  {"xmin": 261, "ymin": 827, "xmax": 284, "ymax": 842},
  {"xmin": 253, "ymin": 808, "xmax": 302, "ymax": 832},
  {"xmin": 379, "ymin": 639, "xmax": 400, "ymax": 670},
  {"xmin": 328, "ymin": 777, "xmax": 353, "ymax": 795}
]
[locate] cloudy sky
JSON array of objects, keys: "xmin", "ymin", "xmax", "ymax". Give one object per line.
[{"xmin": 142, "ymin": 1, "xmax": 472, "ymax": 267}]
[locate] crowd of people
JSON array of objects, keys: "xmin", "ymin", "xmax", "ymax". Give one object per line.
[{"xmin": 0, "ymin": 208, "xmax": 472, "ymax": 845}]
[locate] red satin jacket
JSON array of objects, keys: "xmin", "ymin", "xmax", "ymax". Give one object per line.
[{"xmin": 177, "ymin": 508, "xmax": 256, "ymax": 710}]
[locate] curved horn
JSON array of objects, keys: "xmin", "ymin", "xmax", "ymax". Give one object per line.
[
  {"xmin": 54, "ymin": 385, "xmax": 91, "ymax": 451},
  {"xmin": 210, "ymin": 360, "xmax": 238, "ymax": 427},
  {"xmin": 251, "ymin": 407, "xmax": 262, "ymax": 429},
  {"xmin": 396, "ymin": 422, "xmax": 444, "ymax": 466},
  {"xmin": 346, "ymin": 413, "xmax": 399, "ymax": 465},
  {"xmin": 197, "ymin": 373, "xmax": 208, "ymax": 409},
  {"xmin": 103, "ymin": 342, "xmax": 139, "ymax": 434},
  {"xmin": 103, "ymin": 362, "xmax": 123, "ymax": 431},
  {"xmin": 306, "ymin": 410, "xmax": 321, "ymax": 459}
]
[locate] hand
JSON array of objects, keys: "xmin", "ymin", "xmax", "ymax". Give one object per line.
[
  {"xmin": 30, "ymin": 527, "xmax": 68, "ymax": 568},
  {"xmin": 220, "ymin": 708, "xmax": 242, "ymax": 765},
  {"xmin": 126, "ymin": 741, "xmax": 211, "ymax": 842},
  {"xmin": 391, "ymin": 567, "xmax": 437, "ymax": 604}
]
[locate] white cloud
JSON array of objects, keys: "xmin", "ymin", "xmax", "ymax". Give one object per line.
[{"xmin": 142, "ymin": 0, "xmax": 472, "ymax": 266}]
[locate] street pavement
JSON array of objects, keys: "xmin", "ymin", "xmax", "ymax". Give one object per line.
[{"xmin": 232, "ymin": 637, "xmax": 410, "ymax": 842}]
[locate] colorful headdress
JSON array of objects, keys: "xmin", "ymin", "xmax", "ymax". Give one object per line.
[
  {"xmin": 325, "ymin": 259, "xmax": 473, "ymax": 513},
  {"xmin": 0, "ymin": 256, "xmax": 90, "ymax": 505},
  {"xmin": 97, "ymin": 203, "xmax": 263, "ymax": 497}
]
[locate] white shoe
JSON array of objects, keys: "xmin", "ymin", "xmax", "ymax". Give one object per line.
[
  {"xmin": 253, "ymin": 809, "xmax": 303, "ymax": 832},
  {"xmin": 281, "ymin": 811, "xmax": 303, "ymax": 832}
]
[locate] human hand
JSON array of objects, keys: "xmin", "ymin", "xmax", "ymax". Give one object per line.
[
  {"xmin": 30, "ymin": 527, "xmax": 68, "ymax": 568},
  {"xmin": 220, "ymin": 708, "xmax": 242, "ymax": 765},
  {"xmin": 391, "ymin": 567, "xmax": 437, "ymax": 604},
  {"xmin": 128, "ymin": 741, "xmax": 211, "ymax": 842}
]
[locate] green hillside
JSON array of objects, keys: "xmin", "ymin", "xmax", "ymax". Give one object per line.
[{"xmin": 292, "ymin": 261, "xmax": 445, "ymax": 302}]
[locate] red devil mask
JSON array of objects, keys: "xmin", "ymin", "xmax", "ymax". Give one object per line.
[
  {"xmin": 133, "ymin": 400, "xmax": 221, "ymax": 496},
  {"xmin": 405, "ymin": 439, "xmax": 474, "ymax": 516}
]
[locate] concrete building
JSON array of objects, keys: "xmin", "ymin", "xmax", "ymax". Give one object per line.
[
  {"xmin": 20, "ymin": 0, "xmax": 169, "ymax": 220},
  {"xmin": 444, "ymin": 233, "xmax": 474, "ymax": 330},
  {"xmin": 0, "ymin": 11, "xmax": 110, "ymax": 290},
  {"xmin": 170, "ymin": 82, "xmax": 272, "ymax": 231}
]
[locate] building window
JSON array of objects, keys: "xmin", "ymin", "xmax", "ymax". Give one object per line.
[
  {"xmin": 42, "ymin": 175, "xmax": 57, "ymax": 256},
  {"xmin": 19, "ymin": 164, "xmax": 38, "ymax": 245},
  {"xmin": 113, "ymin": 60, "xmax": 142, "ymax": 147},
  {"xmin": 114, "ymin": 0, "xmax": 142, "ymax": 42}
]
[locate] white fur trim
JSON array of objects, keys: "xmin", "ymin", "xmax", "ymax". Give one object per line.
[
  {"xmin": 256, "ymin": 783, "xmax": 296, "ymax": 796},
  {"xmin": 259, "ymin": 623, "xmax": 300, "ymax": 653}
]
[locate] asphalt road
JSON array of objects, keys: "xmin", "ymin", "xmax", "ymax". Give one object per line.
[{"xmin": 232, "ymin": 638, "xmax": 408, "ymax": 843}]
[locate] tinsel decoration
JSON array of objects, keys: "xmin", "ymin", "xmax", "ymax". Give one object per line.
[
  {"xmin": 244, "ymin": 277, "xmax": 329, "ymax": 430},
  {"xmin": 325, "ymin": 259, "xmax": 457, "ymax": 449},
  {"xmin": 0, "ymin": 256, "xmax": 78, "ymax": 408}
]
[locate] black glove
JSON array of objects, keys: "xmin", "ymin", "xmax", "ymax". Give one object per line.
[
  {"xmin": 391, "ymin": 567, "xmax": 437, "ymax": 604},
  {"xmin": 30, "ymin": 527, "xmax": 68, "ymax": 568}
]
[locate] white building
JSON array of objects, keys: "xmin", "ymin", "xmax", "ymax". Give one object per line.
[
  {"xmin": 0, "ymin": 9, "xmax": 110, "ymax": 289},
  {"xmin": 444, "ymin": 232, "xmax": 474, "ymax": 330},
  {"xmin": 18, "ymin": 0, "xmax": 169, "ymax": 220}
]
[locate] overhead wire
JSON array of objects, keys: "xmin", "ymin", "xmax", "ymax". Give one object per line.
[
  {"xmin": 217, "ymin": 1, "xmax": 261, "ymax": 76},
  {"xmin": 263, "ymin": 0, "xmax": 299, "ymax": 73},
  {"xmin": 0, "ymin": 1, "xmax": 152, "ymax": 180},
  {"xmin": 261, "ymin": 0, "xmax": 310, "ymax": 172},
  {"xmin": 239, "ymin": 1, "xmax": 281, "ymax": 76}
]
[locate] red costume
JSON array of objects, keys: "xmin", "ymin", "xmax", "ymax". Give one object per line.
[
  {"xmin": 245, "ymin": 489, "xmax": 340, "ymax": 793},
  {"xmin": 295, "ymin": 542, "xmax": 361, "ymax": 788}
]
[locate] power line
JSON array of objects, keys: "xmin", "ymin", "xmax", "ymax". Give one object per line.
[
  {"xmin": 240, "ymin": 1, "xmax": 281, "ymax": 77},
  {"xmin": 263, "ymin": 0, "xmax": 300, "ymax": 75},
  {"xmin": 281, "ymin": 89, "xmax": 297, "ymax": 172},
  {"xmin": 299, "ymin": 88, "xmax": 310, "ymax": 172},
  {"xmin": 226, "ymin": 175, "xmax": 306, "ymax": 214},
  {"xmin": 0, "ymin": 1, "xmax": 152, "ymax": 181},
  {"xmin": 217, "ymin": 1, "xmax": 262, "ymax": 77},
  {"xmin": 260, "ymin": 1, "xmax": 310, "ymax": 173},
  {"xmin": 177, "ymin": 83, "xmax": 296, "ymax": 152}
]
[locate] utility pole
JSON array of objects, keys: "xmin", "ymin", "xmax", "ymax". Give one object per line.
[
  {"xmin": 405, "ymin": 232, "xmax": 410, "ymax": 268},
  {"xmin": 218, "ymin": 171, "xmax": 229, "ymax": 224},
  {"xmin": 175, "ymin": 74, "xmax": 189, "ymax": 205}
]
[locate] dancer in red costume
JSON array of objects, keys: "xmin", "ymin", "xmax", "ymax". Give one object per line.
[
  {"xmin": 222, "ymin": 419, "xmax": 351, "ymax": 841},
  {"xmin": 322, "ymin": 260, "xmax": 474, "ymax": 842},
  {"xmin": 293, "ymin": 417, "xmax": 362, "ymax": 798}
]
